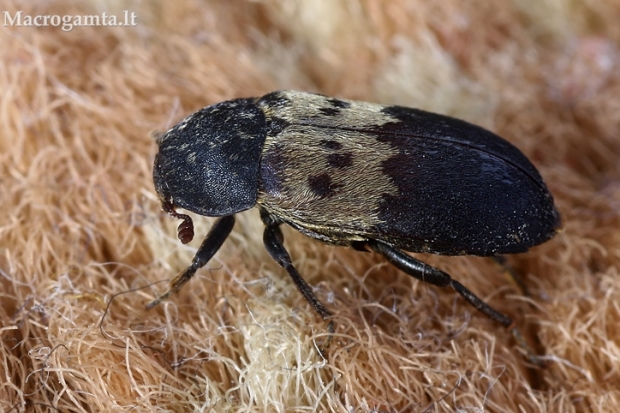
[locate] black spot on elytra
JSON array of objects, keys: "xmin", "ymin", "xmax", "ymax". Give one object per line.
[
  {"xmin": 265, "ymin": 116, "xmax": 290, "ymax": 136},
  {"xmin": 320, "ymin": 140, "xmax": 342, "ymax": 150},
  {"xmin": 328, "ymin": 98, "xmax": 350, "ymax": 109},
  {"xmin": 319, "ymin": 107, "xmax": 341, "ymax": 116},
  {"xmin": 258, "ymin": 91, "xmax": 292, "ymax": 110},
  {"xmin": 308, "ymin": 173, "xmax": 340, "ymax": 198},
  {"xmin": 327, "ymin": 152, "xmax": 353, "ymax": 169}
]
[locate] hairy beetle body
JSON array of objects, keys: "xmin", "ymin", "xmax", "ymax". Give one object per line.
[
  {"xmin": 254, "ymin": 91, "xmax": 558, "ymax": 255},
  {"xmin": 150, "ymin": 90, "xmax": 561, "ymax": 364}
]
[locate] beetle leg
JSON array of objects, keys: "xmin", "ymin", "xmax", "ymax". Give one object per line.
[
  {"xmin": 146, "ymin": 215, "xmax": 236, "ymax": 309},
  {"xmin": 262, "ymin": 224, "xmax": 333, "ymax": 321},
  {"xmin": 368, "ymin": 239, "xmax": 544, "ymax": 366},
  {"xmin": 492, "ymin": 256, "xmax": 530, "ymax": 297},
  {"xmin": 261, "ymin": 210, "xmax": 334, "ymax": 351},
  {"xmin": 368, "ymin": 240, "xmax": 513, "ymax": 325}
]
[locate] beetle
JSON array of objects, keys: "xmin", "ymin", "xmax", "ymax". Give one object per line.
[{"xmin": 148, "ymin": 90, "xmax": 561, "ymax": 362}]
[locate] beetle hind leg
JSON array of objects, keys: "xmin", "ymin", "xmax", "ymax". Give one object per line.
[{"xmin": 368, "ymin": 239, "xmax": 545, "ymax": 366}]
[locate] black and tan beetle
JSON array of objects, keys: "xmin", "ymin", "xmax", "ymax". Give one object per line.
[{"xmin": 148, "ymin": 90, "xmax": 561, "ymax": 362}]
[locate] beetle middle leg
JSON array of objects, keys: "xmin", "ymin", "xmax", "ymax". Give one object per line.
[
  {"xmin": 146, "ymin": 215, "xmax": 236, "ymax": 309},
  {"xmin": 492, "ymin": 256, "xmax": 531, "ymax": 297},
  {"xmin": 368, "ymin": 239, "xmax": 544, "ymax": 366},
  {"xmin": 260, "ymin": 209, "xmax": 334, "ymax": 350}
]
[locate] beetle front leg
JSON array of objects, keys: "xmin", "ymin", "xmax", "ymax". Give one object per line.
[
  {"xmin": 147, "ymin": 215, "xmax": 236, "ymax": 309},
  {"xmin": 368, "ymin": 239, "xmax": 544, "ymax": 366}
]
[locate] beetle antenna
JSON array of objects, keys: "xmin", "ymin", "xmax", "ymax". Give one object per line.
[{"xmin": 161, "ymin": 199, "xmax": 195, "ymax": 244}]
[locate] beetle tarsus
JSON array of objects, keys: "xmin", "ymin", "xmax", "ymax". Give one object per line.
[
  {"xmin": 508, "ymin": 324, "xmax": 547, "ymax": 368},
  {"xmin": 318, "ymin": 320, "xmax": 335, "ymax": 357}
]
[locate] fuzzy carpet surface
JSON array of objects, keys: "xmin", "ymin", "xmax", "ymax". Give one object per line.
[{"xmin": 2, "ymin": 1, "xmax": 620, "ymax": 412}]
